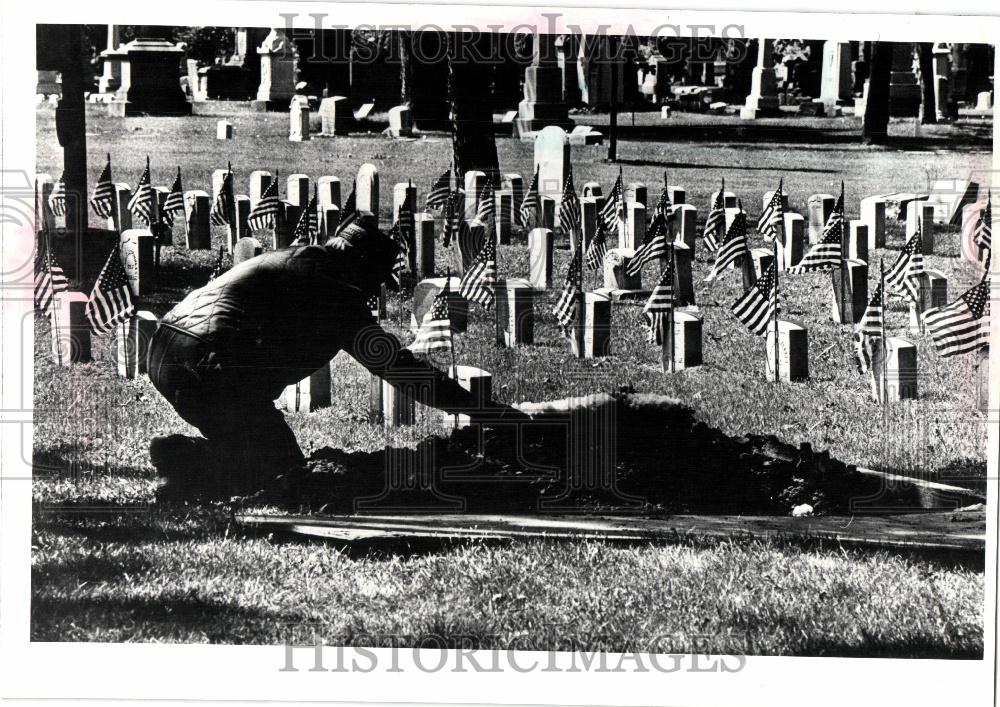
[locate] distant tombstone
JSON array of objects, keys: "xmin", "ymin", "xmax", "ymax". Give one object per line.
[
  {"xmin": 830, "ymin": 259, "xmax": 868, "ymax": 325},
  {"xmin": 413, "ymin": 213, "xmax": 436, "ymax": 279},
  {"xmin": 317, "ymin": 176, "xmax": 341, "ymax": 210},
  {"xmin": 184, "ymin": 190, "xmax": 211, "ymax": 249},
  {"xmin": 119, "ymin": 229, "xmax": 155, "ymax": 295},
  {"xmin": 387, "ymin": 105, "xmax": 413, "ymax": 137},
  {"xmin": 663, "ymin": 310, "xmax": 703, "ymax": 371},
  {"xmin": 463, "ymin": 170, "xmax": 487, "ymax": 218},
  {"xmin": 354, "ymin": 102, "xmax": 375, "ymax": 121},
  {"xmin": 248, "ymin": 171, "xmax": 273, "ymax": 210},
  {"xmin": 232, "ymin": 237, "xmax": 262, "ymax": 265},
  {"xmin": 456, "ymin": 219, "xmax": 486, "ymax": 276},
  {"xmin": 528, "ymin": 228, "xmax": 555, "ymax": 289},
  {"xmin": 807, "ymin": 194, "xmax": 835, "ymax": 244},
  {"xmin": 255, "ymin": 28, "xmax": 297, "ymax": 108},
  {"xmin": 319, "ymin": 96, "xmax": 349, "ymax": 135},
  {"xmin": 675, "ymin": 205, "xmax": 698, "ymax": 252},
  {"xmin": 116, "ymin": 311, "xmax": 157, "ymax": 379},
  {"xmin": 503, "ymin": 173, "xmax": 524, "ymax": 225},
  {"xmin": 860, "ymin": 195, "xmax": 886, "ymax": 249},
  {"xmin": 976, "ymin": 91, "xmax": 992, "ymax": 111},
  {"xmin": 356, "ymin": 164, "xmax": 379, "ymax": 214},
  {"xmin": 870, "ymin": 337, "xmax": 918, "ymax": 403},
  {"xmin": 282, "ymin": 364, "xmax": 331, "ymax": 412},
  {"xmin": 672, "ymin": 243, "xmax": 695, "ymax": 306},
  {"xmin": 766, "ymin": 320, "xmax": 809, "ymax": 382},
  {"xmin": 442, "ymin": 366, "xmax": 492, "ymax": 430},
  {"xmin": 778, "ymin": 213, "xmax": 805, "ymax": 270},
  {"xmin": 494, "ymin": 278, "xmax": 534, "ymax": 347},
  {"xmin": 627, "ymin": 183, "xmax": 648, "ymax": 209},
  {"xmin": 412, "ymin": 277, "xmax": 468, "ymax": 333},
  {"xmin": 603, "ymin": 248, "xmax": 642, "ymax": 291},
  {"xmin": 233, "ymin": 195, "xmax": 251, "ymax": 247},
  {"xmin": 582, "ymin": 181, "xmax": 603, "ymax": 199},
  {"xmin": 288, "ymin": 100, "xmax": 310, "ymax": 142},
  {"xmin": 623, "ymin": 202, "xmax": 646, "ymax": 251},
  {"xmin": 497, "ymin": 190, "xmax": 513, "ymax": 245},
  {"xmin": 216, "ymin": 120, "xmax": 233, "ymax": 140},
  {"xmin": 532, "ymin": 126, "xmax": 570, "ymax": 219},
  {"xmin": 847, "ymin": 221, "xmax": 869, "ymax": 263},
  {"xmin": 50, "ymin": 291, "xmax": 92, "ymax": 365},
  {"xmin": 286, "ymin": 174, "xmax": 311, "ymax": 207},
  {"xmin": 668, "ymin": 185, "xmax": 686, "ymax": 206}
]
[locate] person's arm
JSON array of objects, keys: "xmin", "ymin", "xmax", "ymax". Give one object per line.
[{"xmin": 343, "ymin": 316, "xmax": 527, "ymax": 423}]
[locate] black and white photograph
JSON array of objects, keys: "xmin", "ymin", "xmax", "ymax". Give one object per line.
[{"xmin": 2, "ymin": 1, "xmax": 998, "ymax": 704}]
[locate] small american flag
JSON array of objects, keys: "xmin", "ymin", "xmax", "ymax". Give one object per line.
[
  {"xmin": 248, "ymin": 178, "xmax": 280, "ymax": 232},
  {"xmin": 161, "ymin": 168, "xmax": 185, "ymax": 227},
  {"xmin": 207, "ymin": 246, "xmax": 228, "ymax": 283},
  {"xmin": 654, "ymin": 173, "xmax": 672, "ymax": 220},
  {"xmin": 923, "ymin": 277, "xmax": 990, "ymax": 358},
  {"xmin": 520, "ymin": 169, "xmax": 540, "ymax": 227},
  {"xmin": 885, "ymin": 230, "xmax": 925, "ymax": 303},
  {"xmin": 426, "ymin": 169, "xmax": 452, "ymax": 210},
  {"xmin": 585, "ymin": 221, "xmax": 609, "ymax": 272},
  {"xmin": 552, "ymin": 247, "xmax": 583, "ymax": 329},
  {"xmin": 90, "ymin": 156, "xmax": 115, "ymax": 219},
  {"xmin": 48, "ymin": 173, "xmax": 67, "ymax": 217},
  {"xmin": 558, "ymin": 169, "xmax": 581, "ymax": 237},
  {"xmin": 34, "ymin": 240, "xmax": 68, "ymax": 315},
  {"xmin": 210, "ymin": 170, "xmax": 234, "ymax": 226},
  {"xmin": 459, "ymin": 236, "xmax": 497, "ymax": 308},
  {"xmin": 974, "ymin": 192, "xmax": 991, "ymax": 250},
  {"xmin": 703, "ymin": 179, "xmax": 726, "ymax": 253},
  {"xmin": 335, "ymin": 185, "xmax": 358, "ymax": 236},
  {"xmin": 127, "ymin": 161, "xmax": 155, "ymax": 225},
  {"xmin": 627, "ymin": 213, "xmax": 671, "ymax": 277},
  {"xmin": 732, "ymin": 260, "xmax": 779, "ymax": 336},
  {"xmin": 399, "ymin": 185, "xmax": 416, "ymax": 249},
  {"xmin": 705, "ymin": 209, "xmax": 749, "ymax": 282},
  {"xmin": 291, "ymin": 194, "xmax": 319, "ymax": 245},
  {"xmin": 643, "ymin": 254, "xmax": 675, "ymax": 345},
  {"xmin": 788, "ymin": 191, "xmax": 844, "ymax": 273},
  {"xmin": 853, "ymin": 281, "xmax": 884, "ymax": 373},
  {"xmin": 389, "ymin": 222, "xmax": 409, "ymax": 284},
  {"xmin": 443, "ymin": 188, "xmax": 464, "ymax": 247},
  {"xmin": 599, "ymin": 173, "xmax": 624, "ymax": 236},
  {"xmin": 409, "ymin": 281, "xmax": 453, "ymax": 355},
  {"xmin": 474, "ymin": 180, "xmax": 495, "ymax": 223},
  {"xmin": 85, "ymin": 246, "xmax": 135, "ymax": 334},
  {"xmin": 757, "ymin": 179, "xmax": 784, "ymax": 241}
]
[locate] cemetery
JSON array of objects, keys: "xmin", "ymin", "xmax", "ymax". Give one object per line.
[{"xmin": 28, "ymin": 25, "xmax": 993, "ymax": 654}]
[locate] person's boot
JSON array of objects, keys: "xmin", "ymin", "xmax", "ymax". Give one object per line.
[{"xmin": 151, "ymin": 435, "xmax": 228, "ymax": 503}]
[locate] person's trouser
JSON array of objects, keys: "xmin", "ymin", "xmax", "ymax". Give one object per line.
[{"xmin": 146, "ymin": 324, "xmax": 305, "ymax": 487}]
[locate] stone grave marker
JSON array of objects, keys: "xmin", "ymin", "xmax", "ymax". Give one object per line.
[
  {"xmin": 286, "ymin": 174, "xmax": 311, "ymax": 207},
  {"xmin": 153, "ymin": 186, "xmax": 173, "ymax": 245},
  {"xmin": 119, "ymin": 229, "xmax": 155, "ymax": 295},
  {"xmin": 668, "ymin": 185, "xmax": 686, "ymax": 206},
  {"xmin": 356, "ymin": 164, "xmax": 379, "ymax": 214},
  {"xmin": 354, "ymin": 102, "xmax": 375, "ymax": 121},
  {"xmin": 663, "ymin": 309, "xmax": 703, "ymax": 372},
  {"xmin": 766, "ymin": 320, "xmax": 809, "ymax": 382},
  {"xmin": 627, "ymin": 183, "xmax": 648, "ymax": 209},
  {"xmin": 463, "ymin": 170, "xmax": 487, "ymax": 218},
  {"xmin": 494, "ymin": 278, "xmax": 534, "ymax": 347},
  {"xmin": 116, "ymin": 311, "xmax": 157, "ymax": 379},
  {"xmin": 623, "ymin": 201, "xmax": 646, "ymax": 251},
  {"xmin": 528, "ymin": 228, "xmax": 554, "ymax": 289},
  {"xmin": 869, "ymin": 337, "xmax": 918, "ymax": 403},
  {"xmin": 248, "ymin": 171, "xmax": 273, "ymax": 210},
  {"xmin": 317, "ymin": 176, "xmax": 341, "ymax": 210},
  {"xmin": 387, "ymin": 105, "xmax": 413, "ymax": 137},
  {"xmin": 848, "ymin": 220, "xmax": 869, "ymax": 263},
  {"xmin": 456, "ymin": 219, "xmax": 486, "ymax": 276},
  {"xmin": 414, "ymin": 213, "xmax": 436, "ymax": 279},
  {"xmin": 580, "ymin": 197, "xmax": 599, "ymax": 261},
  {"xmin": 51, "ymin": 291, "xmax": 92, "ymax": 365},
  {"xmin": 602, "ymin": 248, "xmax": 644, "ymax": 294},
  {"xmin": 778, "ymin": 212, "xmax": 805, "ymax": 270},
  {"xmin": 184, "ymin": 190, "xmax": 211, "ymax": 249},
  {"xmin": 110, "ymin": 183, "xmax": 132, "ymax": 231},
  {"xmin": 232, "ymin": 237, "xmax": 262, "ymax": 265},
  {"xmin": 216, "ymin": 120, "xmax": 233, "ymax": 140},
  {"xmin": 497, "ymin": 190, "xmax": 513, "ymax": 245},
  {"xmin": 412, "ymin": 277, "xmax": 468, "ymax": 333},
  {"xmin": 830, "ymin": 259, "xmax": 868, "ymax": 325},
  {"xmin": 283, "ymin": 364, "xmax": 332, "ymax": 412},
  {"xmin": 675, "ymin": 205, "xmax": 698, "ymax": 252},
  {"xmin": 319, "ymin": 96, "xmax": 349, "ymax": 135},
  {"xmin": 503, "ymin": 173, "xmax": 524, "ymax": 225},
  {"xmin": 233, "ymin": 195, "xmax": 251, "ymax": 246},
  {"xmin": 860, "ymin": 195, "xmax": 886, "ymax": 249},
  {"xmin": 579, "ymin": 292, "xmax": 612, "ymax": 359},
  {"xmin": 442, "ymin": 365, "xmax": 492, "ymax": 430},
  {"xmin": 533, "ymin": 126, "xmax": 569, "ymax": 222},
  {"xmin": 807, "ymin": 194, "xmax": 835, "ymax": 243},
  {"xmin": 321, "ymin": 205, "xmax": 340, "ymax": 240}
]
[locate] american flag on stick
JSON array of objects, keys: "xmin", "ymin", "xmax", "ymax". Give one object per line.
[
  {"xmin": 705, "ymin": 207, "xmax": 749, "ymax": 282},
  {"xmin": 654, "ymin": 172, "xmax": 672, "ymax": 221},
  {"xmin": 703, "ymin": 179, "xmax": 726, "ymax": 253},
  {"xmin": 885, "ymin": 230, "xmax": 925, "ymax": 303},
  {"xmin": 48, "ymin": 173, "xmax": 67, "ymax": 217},
  {"xmin": 599, "ymin": 173, "xmax": 624, "ymax": 236},
  {"xmin": 974, "ymin": 191, "xmax": 991, "ymax": 251},
  {"xmin": 459, "ymin": 236, "xmax": 497, "ymax": 308},
  {"xmin": 643, "ymin": 254, "xmax": 675, "ymax": 345},
  {"xmin": 426, "ymin": 169, "xmax": 452, "ymax": 210},
  {"xmin": 558, "ymin": 169, "xmax": 581, "ymax": 237},
  {"xmin": 552, "ymin": 247, "xmax": 583, "ymax": 330},
  {"xmin": 923, "ymin": 277, "xmax": 991, "ymax": 358},
  {"xmin": 853, "ymin": 280, "xmax": 884, "ymax": 373},
  {"xmin": 335, "ymin": 184, "xmax": 358, "ymax": 236},
  {"xmin": 248, "ymin": 178, "xmax": 280, "ymax": 233},
  {"xmin": 788, "ymin": 189, "xmax": 844, "ymax": 273},
  {"xmin": 291, "ymin": 193, "xmax": 319, "ymax": 245},
  {"xmin": 389, "ymin": 222, "xmax": 409, "ymax": 285},
  {"xmin": 90, "ymin": 155, "xmax": 115, "ymax": 219},
  {"xmin": 627, "ymin": 213, "xmax": 671, "ymax": 277},
  {"xmin": 474, "ymin": 180, "xmax": 495, "ymax": 223},
  {"xmin": 585, "ymin": 221, "xmax": 609, "ymax": 272},
  {"xmin": 443, "ymin": 188, "xmax": 464, "ymax": 247},
  {"xmin": 85, "ymin": 246, "xmax": 135, "ymax": 334},
  {"xmin": 520, "ymin": 169, "xmax": 540, "ymax": 227},
  {"xmin": 34, "ymin": 240, "xmax": 68, "ymax": 315},
  {"xmin": 409, "ymin": 280, "xmax": 453, "ymax": 355},
  {"xmin": 757, "ymin": 179, "xmax": 784, "ymax": 241},
  {"xmin": 161, "ymin": 168, "xmax": 185, "ymax": 227},
  {"xmin": 732, "ymin": 260, "xmax": 779, "ymax": 336},
  {"xmin": 128, "ymin": 158, "xmax": 155, "ymax": 225},
  {"xmin": 210, "ymin": 168, "xmax": 235, "ymax": 226}
]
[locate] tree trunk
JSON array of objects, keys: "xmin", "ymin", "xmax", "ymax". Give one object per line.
[
  {"xmin": 399, "ymin": 30, "xmax": 413, "ymax": 107},
  {"xmin": 54, "ymin": 25, "xmax": 88, "ymax": 234},
  {"xmin": 448, "ymin": 33, "xmax": 500, "ymax": 183},
  {"xmin": 862, "ymin": 42, "xmax": 893, "ymax": 145},
  {"xmin": 917, "ymin": 42, "xmax": 937, "ymax": 125}
]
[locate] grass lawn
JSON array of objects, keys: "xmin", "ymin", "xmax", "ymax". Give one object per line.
[{"xmin": 30, "ymin": 104, "xmax": 991, "ymax": 653}]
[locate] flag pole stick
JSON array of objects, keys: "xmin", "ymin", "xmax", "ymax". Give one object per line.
[
  {"xmin": 446, "ymin": 267, "xmax": 458, "ymax": 378},
  {"xmin": 620, "ymin": 167, "xmax": 627, "ymax": 247},
  {"xmin": 773, "ymin": 238, "xmax": 780, "ymax": 384},
  {"xmin": 668, "ymin": 244, "xmax": 676, "ymax": 374},
  {"xmin": 839, "ymin": 181, "xmax": 846, "ymax": 328},
  {"xmin": 880, "ymin": 258, "xmax": 888, "ymax": 405},
  {"xmin": 150, "ymin": 156, "xmax": 162, "ymax": 284},
  {"xmin": 227, "ymin": 161, "xmax": 237, "ymax": 251},
  {"xmin": 39, "ymin": 179, "xmax": 64, "ymax": 364}
]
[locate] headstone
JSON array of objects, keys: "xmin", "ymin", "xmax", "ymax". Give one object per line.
[
  {"xmin": 211, "ymin": 169, "xmax": 228, "ymax": 203},
  {"xmin": 819, "ymin": 41, "xmax": 853, "ymax": 115},
  {"xmin": 975, "ymin": 91, "xmax": 992, "ymax": 111},
  {"xmin": 377, "ymin": 379, "xmax": 416, "ymax": 427},
  {"xmin": 627, "ymin": 183, "xmax": 648, "ymax": 209},
  {"xmin": 603, "ymin": 248, "xmax": 642, "ymax": 292},
  {"xmin": 540, "ymin": 196, "xmax": 557, "ymax": 231},
  {"xmin": 463, "ymin": 171, "xmax": 488, "ymax": 219},
  {"xmin": 106, "ymin": 37, "xmax": 191, "ymax": 117},
  {"xmin": 675, "ymin": 205, "xmax": 698, "ymax": 252},
  {"xmin": 354, "ymin": 102, "xmax": 375, "ymax": 121},
  {"xmin": 740, "ymin": 38, "xmax": 780, "ymax": 119},
  {"xmin": 97, "ymin": 25, "xmax": 122, "ymax": 94},
  {"xmin": 316, "ymin": 176, "xmax": 341, "ymax": 210},
  {"xmin": 673, "ymin": 243, "xmax": 695, "ymax": 306},
  {"xmin": 319, "ymin": 96, "xmax": 350, "ymax": 135},
  {"xmin": 288, "ymin": 99, "xmax": 310, "ymax": 142},
  {"xmin": 36, "ymin": 174, "xmax": 56, "ymax": 231},
  {"xmin": 232, "ymin": 237, "xmax": 262, "ymax": 265},
  {"xmin": 356, "ymin": 164, "xmax": 379, "ymax": 214},
  {"xmin": 456, "ymin": 219, "xmax": 486, "ymax": 276},
  {"xmin": 494, "ymin": 278, "xmax": 534, "ymax": 347},
  {"xmin": 927, "ymin": 179, "xmax": 979, "ymax": 226},
  {"xmin": 528, "ymin": 228, "xmax": 555, "ymax": 289},
  {"xmin": 387, "ymin": 105, "xmax": 413, "ymax": 137},
  {"xmin": 515, "ymin": 35, "xmax": 572, "ymax": 136},
  {"xmin": 711, "ymin": 190, "xmax": 738, "ymax": 210},
  {"xmin": 248, "ymin": 171, "xmax": 273, "ymax": 210},
  {"xmin": 847, "ymin": 221, "xmax": 869, "ymax": 264},
  {"xmin": 392, "ymin": 183, "xmax": 418, "ymax": 225},
  {"xmin": 919, "ymin": 203, "xmax": 936, "ymax": 254},
  {"xmin": 961, "ymin": 201, "xmax": 990, "ymax": 266},
  {"xmin": 765, "ymin": 320, "xmax": 809, "ymax": 382},
  {"xmin": 750, "ymin": 248, "xmax": 775, "ymax": 280},
  {"xmin": 859, "ymin": 195, "xmax": 886, "ymax": 249},
  {"xmin": 668, "ymin": 186, "xmax": 686, "ymax": 206},
  {"xmin": 503, "ymin": 174, "xmax": 524, "ymax": 225},
  {"xmin": 579, "ymin": 292, "xmax": 612, "ymax": 359},
  {"xmin": 870, "ymin": 337, "xmax": 918, "ymax": 403},
  {"xmin": 622, "ymin": 201, "xmax": 646, "ymax": 251},
  {"xmin": 761, "ymin": 189, "xmax": 789, "ymax": 213},
  {"xmin": 580, "ymin": 197, "xmax": 599, "ymax": 262},
  {"xmin": 830, "ymin": 259, "xmax": 868, "ymax": 325},
  {"xmin": 233, "ymin": 195, "xmax": 251, "ymax": 246},
  {"xmin": 216, "ymin": 120, "xmax": 233, "ymax": 140},
  {"xmin": 184, "ymin": 190, "xmax": 211, "ymax": 249},
  {"xmin": 414, "ymin": 213, "xmax": 436, "ymax": 279},
  {"xmin": 724, "ymin": 207, "xmax": 741, "ymax": 232},
  {"xmin": 582, "ymin": 181, "xmax": 603, "ymax": 199},
  {"xmin": 442, "ymin": 366, "xmax": 492, "ymax": 430},
  {"xmin": 153, "ymin": 186, "xmax": 173, "ymax": 245},
  {"xmin": 497, "ymin": 190, "xmax": 513, "ymax": 245},
  {"xmin": 50, "ymin": 291, "xmax": 92, "ymax": 365},
  {"xmin": 532, "ymin": 126, "xmax": 570, "ymax": 219},
  {"xmin": 254, "ymin": 29, "xmax": 297, "ymax": 109},
  {"xmin": 275, "ymin": 201, "xmax": 300, "ymax": 249},
  {"xmin": 412, "ymin": 277, "xmax": 468, "ymax": 333},
  {"xmin": 116, "ymin": 311, "xmax": 157, "ymax": 379},
  {"xmin": 807, "ymin": 194, "xmax": 835, "ymax": 244},
  {"xmin": 663, "ymin": 310, "xmax": 703, "ymax": 372},
  {"xmin": 918, "ymin": 268, "xmax": 949, "ymax": 314},
  {"xmin": 286, "ymin": 174, "xmax": 311, "ymax": 207},
  {"xmin": 119, "ymin": 229, "xmax": 155, "ymax": 295},
  {"xmin": 111, "ymin": 183, "xmax": 132, "ymax": 231},
  {"xmin": 283, "ymin": 364, "xmax": 332, "ymax": 412},
  {"xmin": 321, "ymin": 205, "xmax": 340, "ymax": 240}
]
